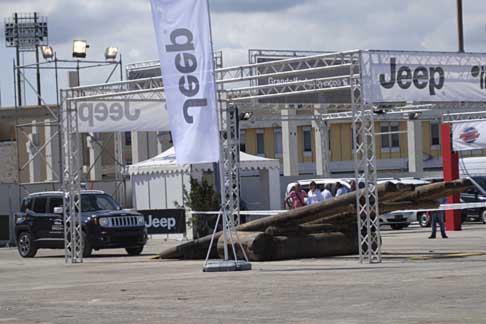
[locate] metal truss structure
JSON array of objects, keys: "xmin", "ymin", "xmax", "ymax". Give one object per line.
[
  {"xmin": 61, "ymin": 49, "xmax": 486, "ymax": 264},
  {"xmin": 203, "ymin": 95, "xmax": 250, "ymax": 270},
  {"xmin": 61, "ymin": 49, "xmax": 385, "ymax": 263},
  {"xmin": 61, "ymin": 89, "xmax": 83, "ymax": 263},
  {"xmin": 351, "ymin": 52, "xmax": 381, "ymax": 263},
  {"xmin": 248, "ymin": 49, "xmax": 328, "ymax": 65}
]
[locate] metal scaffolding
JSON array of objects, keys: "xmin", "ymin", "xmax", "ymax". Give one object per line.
[
  {"xmin": 60, "ymin": 49, "xmax": 385, "ymax": 263},
  {"xmin": 61, "ymin": 89, "xmax": 83, "ymax": 263},
  {"xmin": 351, "ymin": 52, "xmax": 381, "ymax": 263}
]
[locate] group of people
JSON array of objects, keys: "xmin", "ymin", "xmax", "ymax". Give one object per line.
[
  {"xmin": 286, "ymin": 181, "xmax": 356, "ymax": 209},
  {"xmin": 286, "ymin": 180, "xmax": 449, "ymax": 239}
]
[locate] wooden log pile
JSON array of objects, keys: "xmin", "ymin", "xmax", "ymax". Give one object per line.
[{"xmin": 160, "ymin": 179, "xmax": 472, "ymax": 261}]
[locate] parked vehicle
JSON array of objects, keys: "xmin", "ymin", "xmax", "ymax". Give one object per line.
[
  {"xmin": 419, "ymin": 176, "xmax": 486, "ymax": 227},
  {"xmin": 15, "ymin": 190, "xmax": 147, "ymax": 258},
  {"xmin": 379, "ymin": 178, "xmax": 430, "ymax": 230}
]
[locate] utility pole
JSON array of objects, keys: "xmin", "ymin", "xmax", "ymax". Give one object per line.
[{"xmin": 456, "ymin": 0, "xmax": 464, "ymax": 52}]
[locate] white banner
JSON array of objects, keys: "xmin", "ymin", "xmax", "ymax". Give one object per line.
[
  {"xmin": 78, "ymin": 101, "xmax": 169, "ymax": 133},
  {"xmin": 150, "ymin": 0, "xmax": 219, "ymax": 164},
  {"xmin": 452, "ymin": 121, "xmax": 486, "ymax": 151},
  {"xmin": 361, "ymin": 50, "xmax": 486, "ymax": 103}
]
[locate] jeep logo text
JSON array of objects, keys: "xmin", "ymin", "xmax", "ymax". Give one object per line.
[
  {"xmin": 165, "ymin": 28, "xmax": 208, "ymax": 124},
  {"xmin": 379, "ymin": 58, "xmax": 445, "ymax": 95},
  {"xmin": 78, "ymin": 102, "xmax": 140, "ymax": 127}
]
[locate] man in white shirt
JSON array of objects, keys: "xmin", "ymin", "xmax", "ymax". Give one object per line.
[{"xmin": 322, "ymin": 184, "xmax": 333, "ymax": 201}]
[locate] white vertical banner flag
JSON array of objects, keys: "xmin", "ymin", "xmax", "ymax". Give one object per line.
[{"xmin": 150, "ymin": 0, "xmax": 219, "ymax": 164}]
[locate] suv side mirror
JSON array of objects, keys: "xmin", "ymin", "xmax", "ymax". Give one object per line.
[{"xmin": 53, "ymin": 206, "xmax": 63, "ymax": 214}]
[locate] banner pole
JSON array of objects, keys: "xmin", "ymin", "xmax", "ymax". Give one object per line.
[
  {"xmin": 202, "ymin": 0, "xmax": 251, "ymax": 272},
  {"xmin": 205, "ymin": 0, "xmax": 228, "ymax": 262}
]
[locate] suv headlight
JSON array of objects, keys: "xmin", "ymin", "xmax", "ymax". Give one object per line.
[
  {"xmin": 137, "ymin": 215, "xmax": 145, "ymax": 226},
  {"xmin": 99, "ymin": 217, "xmax": 110, "ymax": 227}
]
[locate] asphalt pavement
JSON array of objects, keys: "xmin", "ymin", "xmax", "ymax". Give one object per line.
[{"xmin": 0, "ymin": 224, "xmax": 485, "ymax": 324}]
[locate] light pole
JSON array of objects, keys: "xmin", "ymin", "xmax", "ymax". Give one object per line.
[{"xmin": 456, "ymin": 0, "xmax": 464, "ymax": 52}]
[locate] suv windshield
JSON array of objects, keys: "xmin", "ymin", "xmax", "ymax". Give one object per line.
[{"xmin": 81, "ymin": 194, "xmax": 120, "ymax": 212}]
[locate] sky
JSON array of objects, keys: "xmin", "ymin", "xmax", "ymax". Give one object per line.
[{"xmin": 0, "ymin": 0, "xmax": 485, "ymax": 107}]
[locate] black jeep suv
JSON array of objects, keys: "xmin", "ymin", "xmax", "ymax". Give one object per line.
[{"xmin": 15, "ymin": 190, "xmax": 147, "ymax": 258}]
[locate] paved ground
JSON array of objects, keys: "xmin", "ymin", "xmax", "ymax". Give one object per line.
[{"xmin": 1, "ymin": 224, "xmax": 485, "ymax": 324}]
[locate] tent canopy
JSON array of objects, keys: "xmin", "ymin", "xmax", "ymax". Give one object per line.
[{"xmin": 127, "ymin": 147, "xmax": 280, "ymax": 176}]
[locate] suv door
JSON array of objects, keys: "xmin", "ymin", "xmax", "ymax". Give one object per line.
[
  {"xmin": 46, "ymin": 196, "xmax": 64, "ymax": 243},
  {"xmin": 30, "ymin": 196, "xmax": 52, "ymax": 242}
]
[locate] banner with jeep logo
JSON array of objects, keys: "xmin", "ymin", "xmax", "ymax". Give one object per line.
[
  {"xmin": 361, "ymin": 50, "xmax": 486, "ymax": 103},
  {"xmin": 452, "ymin": 120, "xmax": 486, "ymax": 151},
  {"xmin": 138, "ymin": 209, "xmax": 186, "ymax": 234},
  {"xmin": 150, "ymin": 0, "xmax": 220, "ymax": 164},
  {"xmin": 78, "ymin": 101, "xmax": 169, "ymax": 132}
]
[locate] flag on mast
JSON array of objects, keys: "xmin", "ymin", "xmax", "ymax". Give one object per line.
[{"xmin": 150, "ymin": 0, "xmax": 219, "ymax": 164}]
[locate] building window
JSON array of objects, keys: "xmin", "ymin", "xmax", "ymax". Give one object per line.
[
  {"xmin": 240, "ymin": 130, "xmax": 246, "ymax": 152},
  {"xmin": 303, "ymin": 127, "xmax": 312, "ymax": 156},
  {"xmin": 256, "ymin": 129, "xmax": 265, "ymax": 156},
  {"xmin": 431, "ymin": 122, "xmax": 440, "ymax": 147},
  {"xmin": 381, "ymin": 122, "xmax": 400, "ymax": 151},
  {"xmin": 124, "ymin": 132, "xmax": 131, "ymax": 146},
  {"xmin": 274, "ymin": 128, "xmax": 282, "ymax": 157}
]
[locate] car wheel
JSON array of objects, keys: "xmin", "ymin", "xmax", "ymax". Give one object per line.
[
  {"xmin": 17, "ymin": 232, "xmax": 37, "ymax": 258},
  {"xmin": 419, "ymin": 213, "xmax": 430, "ymax": 227},
  {"xmin": 82, "ymin": 232, "xmax": 92, "ymax": 258},
  {"xmin": 126, "ymin": 246, "xmax": 144, "ymax": 256},
  {"xmin": 481, "ymin": 209, "xmax": 486, "ymax": 224}
]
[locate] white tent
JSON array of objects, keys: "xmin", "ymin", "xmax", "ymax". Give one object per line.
[{"xmin": 128, "ymin": 147, "xmax": 281, "ymax": 210}]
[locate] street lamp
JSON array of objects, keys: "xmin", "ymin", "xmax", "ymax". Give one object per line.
[{"xmin": 73, "ymin": 40, "xmax": 89, "ymax": 58}]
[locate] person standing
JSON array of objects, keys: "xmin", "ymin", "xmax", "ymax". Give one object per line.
[
  {"xmin": 429, "ymin": 197, "xmax": 448, "ymax": 239},
  {"xmin": 286, "ymin": 183, "xmax": 307, "ymax": 209},
  {"xmin": 322, "ymin": 184, "xmax": 333, "ymax": 201},
  {"xmin": 335, "ymin": 182, "xmax": 349, "ymax": 197},
  {"xmin": 307, "ymin": 181, "xmax": 324, "ymax": 205}
]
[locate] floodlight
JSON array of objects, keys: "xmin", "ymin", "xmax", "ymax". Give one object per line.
[
  {"xmin": 104, "ymin": 47, "xmax": 118, "ymax": 60},
  {"xmin": 40, "ymin": 45, "xmax": 53, "ymax": 59},
  {"xmin": 73, "ymin": 40, "xmax": 89, "ymax": 58},
  {"xmin": 239, "ymin": 112, "xmax": 253, "ymax": 121},
  {"xmin": 407, "ymin": 112, "xmax": 422, "ymax": 120}
]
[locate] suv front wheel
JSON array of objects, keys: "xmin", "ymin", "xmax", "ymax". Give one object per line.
[
  {"xmin": 82, "ymin": 232, "xmax": 92, "ymax": 258},
  {"xmin": 419, "ymin": 213, "xmax": 430, "ymax": 227},
  {"xmin": 17, "ymin": 232, "xmax": 37, "ymax": 258}
]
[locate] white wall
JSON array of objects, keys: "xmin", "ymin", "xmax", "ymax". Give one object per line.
[{"xmin": 131, "ymin": 173, "xmax": 190, "ymax": 210}]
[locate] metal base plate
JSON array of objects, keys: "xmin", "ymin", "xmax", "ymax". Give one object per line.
[{"xmin": 203, "ymin": 260, "xmax": 252, "ymax": 272}]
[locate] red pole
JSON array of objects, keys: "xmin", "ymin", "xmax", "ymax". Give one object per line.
[{"xmin": 441, "ymin": 123, "xmax": 462, "ymax": 231}]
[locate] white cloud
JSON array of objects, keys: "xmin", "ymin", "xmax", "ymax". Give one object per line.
[{"xmin": 0, "ymin": 0, "xmax": 485, "ymax": 106}]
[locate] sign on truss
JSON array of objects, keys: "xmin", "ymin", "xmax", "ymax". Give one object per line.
[
  {"xmin": 77, "ymin": 101, "xmax": 169, "ymax": 133},
  {"xmin": 452, "ymin": 120, "xmax": 486, "ymax": 151},
  {"xmin": 254, "ymin": 53, "xmax": 352, "ymax": 104},
  {"xmin": 361, "ymin": 50, "xmax": 486, "ymax": 103}
]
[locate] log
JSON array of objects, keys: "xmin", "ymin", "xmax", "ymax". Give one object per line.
[
  {"xmin": 159, "ymin": 180, "xmax": 470, "ymax": 260},
  {"xmin": 265, "ymin": 223, "xmax": 335, "ymax": 236},
  {"xmin": 388, "ymin": 178, "xmax": 472, "ymax": 203},
  {"xmin": 160, "ymin": 182, "xmax": 406, "ymax": 259},
  {"xmin": 216, "ymin": 231, "xmax": 358, "ymax": 261},
  {"xmin": 216, "ymin": 231, "xmax": 275, "ymax": 261},
  {"xmin": 270, "ymin": 232, "xmax": 358, "ymax": 260},
  {"xmin": 304, "ymin": 200, "xmax": 440, "ymax": 227}
]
